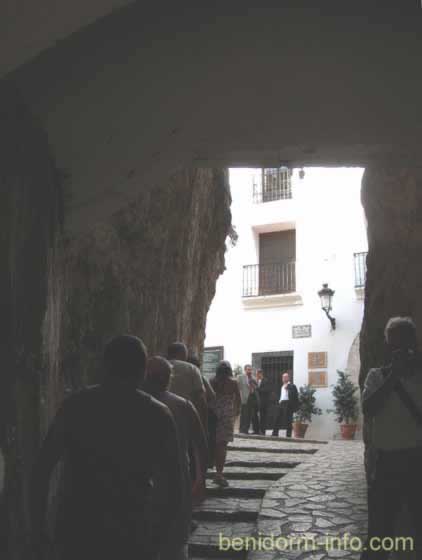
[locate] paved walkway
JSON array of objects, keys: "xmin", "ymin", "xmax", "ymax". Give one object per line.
[
  {"xmin": 189, "ymin": 436, "xmax": 367, "ymax": 560},
  {"xmin": 253, "ymin": 440, "xmax": 367, "ymax": 559}
]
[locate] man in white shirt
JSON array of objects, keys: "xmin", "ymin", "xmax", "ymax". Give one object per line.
[
  {"xmin": 361, "ymin": 316, "xmax": 422, "ymax": 559},
  {"xmin": 272, "ymin": 372, "xmax": 298, "ymax": 437}
]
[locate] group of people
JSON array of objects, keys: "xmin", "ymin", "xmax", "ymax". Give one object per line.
[
  {"xmin": 31, "ymin": 338, "xmax": 210, "ymax": 560},
  {"xmin": 29, "ymin": 336, "xmax": 300, "ymax": 560},
  {"xmin": 237, "ymin": 364, "xmax": 299, "ymax": 438}
]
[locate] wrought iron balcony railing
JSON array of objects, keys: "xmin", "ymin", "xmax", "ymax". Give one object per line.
[
  {"xmin": 354, "ymin": 251, "xmax": 368, "ymax": 288},
  {"xmin": 252, "ymin": 167, "xmax": 292, "ymax": 203},
  {"xmin": 243, "ymin": 261, "xmax": 296, "ymax": 297}
]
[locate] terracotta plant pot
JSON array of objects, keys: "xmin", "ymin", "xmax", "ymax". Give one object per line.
[
  {"xmin": 292, "ymin": 421, "xmax": 308, "ymax": 439},
  {"xmin": 340, "ymin": 423, "xmax": 357, "ymax": 440}
]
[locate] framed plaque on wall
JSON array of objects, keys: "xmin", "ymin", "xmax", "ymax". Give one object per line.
[
  {"xmin": 308, "ymin": 352, "xmax": 328, "ymax": 369},
  {"xmin": 308, "ymin": 370, "xmax": 328, "ymax": 388}
]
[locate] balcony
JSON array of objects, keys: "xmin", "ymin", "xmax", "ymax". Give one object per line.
[
  {"xmin": 243, "ymin": 261, "xmax": 296, "ymax": 297},
  {"xmin": 354, "ymin": 251, "xmax": 367, "ymax": 288},
  {"xmin": 253, "ymin": 167, "xmax": 292, "ymax": 203}
]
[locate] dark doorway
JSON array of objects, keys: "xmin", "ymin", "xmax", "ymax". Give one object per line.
[{"xmin": 252, "ymin": 351, "xmax": 294, "ymax": 430}]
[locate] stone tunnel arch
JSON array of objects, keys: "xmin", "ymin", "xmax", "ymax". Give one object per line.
[{"xmin": 1, "ymin": 7, "xmax": 422, "ymax": 558}]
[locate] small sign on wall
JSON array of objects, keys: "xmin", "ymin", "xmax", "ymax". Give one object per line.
[
  {"xmin": 309, "ymin": 370, "xmax": 328, "ymax": 388},
  {"xmin": 292, "ymin": 324, "xmax": 312, "ymax": 339},
  {"xmin": 308, "ymin": 352, "xmax": 328, "ymax": 369}
]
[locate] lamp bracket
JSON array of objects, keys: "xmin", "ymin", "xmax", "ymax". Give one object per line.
[{"xmin": 323, "ymin": 308, "xmax": 336, "ymax": 330}]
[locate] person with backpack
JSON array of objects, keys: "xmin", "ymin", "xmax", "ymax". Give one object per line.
[
  {"xmin": 361, "ymin": 316, "xmax": 422, "ymax": 559},
  {"xmin": 271, "ymin": 372, "xmax": 299, "ymax": 438}
]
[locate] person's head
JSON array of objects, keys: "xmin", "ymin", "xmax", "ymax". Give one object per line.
[
  {"xmin": 282, "ymin": 372, "xmax": 290, "ymax": 384},
  {"xmin": 216, "ymin": 360, "xmax": 232, "ymax": 379},
  {"xmin": 103, "ymin": 335, "xmax": 147, "ymax": 386},
  {"xmin": 187, "ymin": 354, "xmax": 201, "ymax": 369},
  {"xmin": 144, "ymin": 356, "xmax": 173, "ymax": 395},
  {"xmin": 244, "ymin": 364, "xmax": 253, "ymax": 376},
  {"xmin": 384, "ymin": 316, "xmax": 417, "ymax": 352},
  {"xmin": 256, "ymin": 369, "xmax": 264, "ymax": 381},
  {"xmin": 167, "ymin": 341, "xmax": 188, "ymax": 361}
]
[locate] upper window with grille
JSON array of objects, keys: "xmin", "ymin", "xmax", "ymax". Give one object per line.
[{"xmin": 253, "ymin": 167, "xmax": 292, "ymax": 203}]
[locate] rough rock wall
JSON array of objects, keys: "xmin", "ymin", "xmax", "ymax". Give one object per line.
[
  {"xmin": 360, "ymin": 166, "xmax": 422, "ymax": 388},
  {"xmin": 0, "ymin": 79, "xmax": 231, "ymax": 558},
  {"xmin": 53, "ymin": 168, "xmax": 231, "ymax": 391},
  {"xmin": 0, "ymin": 84, "xmax": 62, "ymax": 558}
]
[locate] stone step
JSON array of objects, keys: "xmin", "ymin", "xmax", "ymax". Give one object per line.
[
  {"xmin": 206, "ymin": 486, "xmax": 265, "ymax": 499},
  {"xmin": 190, "ymin": 558, "xmax": 243, "ymax": 560},
  {"xmin": 227, "ymin": 450, "xmax": 306, "ymax": 461},
  {"xmin": 235, "ymin": 433, "xmax": 328, "ymax": 444},
  {"xmin": 226, "ymin": 459, "xmax": 300, "ymax": 469},
  {"xmin": 189, "ymin": 520, "xmax": 253, "ymax": 559},
  {"xmin": 206, "ymin": 479, "xmax": 270, "ymax": 498},
  {"xmin": 206, "ymin": 478, "xmax": 271, "ymax": 490},
  {"xmin": 206, "ymin": 466, "xmax": 290, "ymax": 480},
  {"xmin": 192, "ymin": 496, "xmax": 261, "ymax": 522},
  {"xmin": 227, "ymin": 444, "xmax": 317, "ymax": 454},
  {"xmin": 192, "ymin": 509, "xmax": 258, "ymax": 523}
]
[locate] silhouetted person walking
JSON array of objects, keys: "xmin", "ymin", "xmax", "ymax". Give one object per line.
[
  {"xmin": 144, "ymin": 356, "xmax": 208, "ymax": 560},
  {"xmin": 30, "ymin": 335, "xmax": 182, "ymax": 560},
  {"xmin": 187, "ymin": 354, "xmax": 217, "ymax": 468},
  {"xmin": 361, "ymin": 317, "xmax": 422, "ymax": 559},
  {"xmin": 167, "ymin": 342, "xmax": 207, "ymax": 430},
  {"xmin": 272, "ymin": 372, "xmax": 298, "ymax": 437},
  {"xmin": 168, "ymin": 342, "xmax": 208, "ymax": 504}
]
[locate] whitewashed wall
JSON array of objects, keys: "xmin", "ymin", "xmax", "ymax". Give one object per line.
[{"xmin": 205, "ymin": 167, "xmax": 367, "ymax": 440}]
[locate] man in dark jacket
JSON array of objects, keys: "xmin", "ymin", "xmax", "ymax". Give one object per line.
[
  {"xmin": 257, "ymin": 370, "xmax": 272, "ymax": 435},
  {"xmin": 272, "ymin": 372, "xmax": 299, "ymax": 438}
]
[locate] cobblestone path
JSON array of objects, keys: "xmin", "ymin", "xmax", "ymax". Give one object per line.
[
  {"xmin": 188, "ymin": 436, "xmax": 368, "ymax": 560},
  {"xmin": 188, "ymin": 434, "xmax": 324, "ymax": 559},
  {"xmin": 252, "ymin": 440, "xmax": 367, "ymax": 560}
]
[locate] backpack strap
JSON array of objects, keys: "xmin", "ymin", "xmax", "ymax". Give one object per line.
[
  {"xmin": 381, "ymin": 365, "xmax": 422, "ymax": 426},
  {"xmin": 395, "ymin": 380, "xmax": 422, "ymax": 426}
]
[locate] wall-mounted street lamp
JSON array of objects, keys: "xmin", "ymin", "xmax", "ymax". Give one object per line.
[{"xmin": 318, "ymin": 283, "xmax": 336, "ymax": 330}]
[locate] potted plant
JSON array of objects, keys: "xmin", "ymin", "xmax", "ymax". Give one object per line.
[
  {"xmin": 327, "ymin": 370, "xmax": 359, "ymax": 440},
  {"xmin": 292, "ymin": 385, "xmax": 322, "ymax": 438}
]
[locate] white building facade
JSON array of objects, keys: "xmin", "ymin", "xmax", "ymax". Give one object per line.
[{"xmin": 204, "ymin": 167, "xmax": 368, "ymax": 440}]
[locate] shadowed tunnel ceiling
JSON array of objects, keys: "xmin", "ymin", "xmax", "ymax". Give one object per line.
[{"xmin": 2, "ymin": 4, "xmax": 422, "ymax": 232}]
